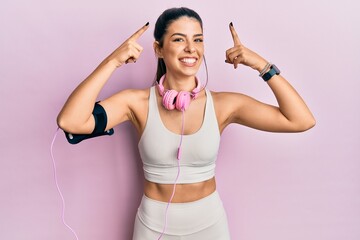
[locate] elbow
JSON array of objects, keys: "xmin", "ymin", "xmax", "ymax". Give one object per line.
[
  {"xmin": 56, "ymin": 112, "xmax": 93, "ymax": 134},
  {"xmin": 296, "ymin": 116, "xmax": 316, "ymax": 132},
  {"xmin": 306, "ymin": 113, "xmax": 317, "ymax": 130},
  {"xmin": 56, "ymin": 113, "xmax": 69, "ymax": 132},
  {"xmin": 303, "ymin": 119, "xmax": 316, "ymax": 131},
  {"xmin": 56, "ymin": 112, "xmax": 77, "ymax": 133}
]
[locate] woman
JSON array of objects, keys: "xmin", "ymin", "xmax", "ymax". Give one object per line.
[{"xmin": 57, "ymin": 7, "xmax": 315, "ymax": 240}]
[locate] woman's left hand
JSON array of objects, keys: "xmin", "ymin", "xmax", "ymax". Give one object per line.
[{"xmin": 225, "ymin": 23, "xmax": 268, "ymax": 72}]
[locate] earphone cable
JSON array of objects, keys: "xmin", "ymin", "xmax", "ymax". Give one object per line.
[
  {"xmin": 51, "ymin": 127, "xmax": 80, "ymax": 240},
  {"xmin": 157, "ymin": 110, "xmax": 185, "ymax": 240}
]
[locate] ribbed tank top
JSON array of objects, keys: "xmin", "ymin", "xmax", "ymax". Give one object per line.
[{"xmin": 138, "ymin": 86, "xmax": 220, "ymax": 184}]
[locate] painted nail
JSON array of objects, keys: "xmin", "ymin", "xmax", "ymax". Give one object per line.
[
  {"xmin": 145, "ymin": 22, "xmax": 149, "ymax": 26},
  {"xmin": 230, "ymin": 22, "xmax": 233, "ymax": 27}
]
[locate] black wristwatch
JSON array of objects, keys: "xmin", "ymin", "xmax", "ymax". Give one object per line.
[{"xmin": 262, "ymin": 64, "xmax": 280, "ymax": 81}]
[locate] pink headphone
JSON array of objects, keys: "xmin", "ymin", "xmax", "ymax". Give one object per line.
[{"xmin": 157, "ymin": 75, "xmax": 201, "ymax": 111}]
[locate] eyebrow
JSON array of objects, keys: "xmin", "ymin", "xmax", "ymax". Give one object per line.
[{"xmin": 170, "ymin": 33, "xmax": 203, "ymax": 38}]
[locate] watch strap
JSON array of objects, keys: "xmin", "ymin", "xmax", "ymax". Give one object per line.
[{"xmin": 262, "ymin": 64, "xmax": 280, "ymax": 81}]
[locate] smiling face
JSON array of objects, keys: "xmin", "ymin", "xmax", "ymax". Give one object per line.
[{"xmin": 154, "ymin": 16, "xmax": 204, "ymax": 81}]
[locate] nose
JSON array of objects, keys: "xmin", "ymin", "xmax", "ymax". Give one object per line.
[{"xmin": 184, "ymin": 42, "xmax": 196, "ymax": 53}]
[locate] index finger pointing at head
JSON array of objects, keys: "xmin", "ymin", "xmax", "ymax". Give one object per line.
[
  {"xmin": 229, "ymin": 22, "xmax": 241, "ymax": 46},
  {"xmin": 129, "ymin": 22, "xmax": 150, "ymax": 41}
]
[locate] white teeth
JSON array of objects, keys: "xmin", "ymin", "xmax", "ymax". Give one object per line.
[{"xmin": 180, "ymin": 58, "xmax": 196, "ymax": 64}]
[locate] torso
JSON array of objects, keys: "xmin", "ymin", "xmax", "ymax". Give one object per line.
[{"xmin": 129, "ymin": 87, "xmax": 230, "ymax": 203}]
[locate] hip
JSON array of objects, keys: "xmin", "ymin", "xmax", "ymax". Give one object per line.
[{"xmin": 136, "ymin": 190, "xmax": 229, "ymax": 236}]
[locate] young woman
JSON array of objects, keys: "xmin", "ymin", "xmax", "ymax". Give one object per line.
[{"xmin": 57, "ymin": 7, "xmax": 315, "ymax": 240}]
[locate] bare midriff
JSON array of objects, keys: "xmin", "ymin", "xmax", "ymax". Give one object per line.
[{"xmin": 144, "ymin": 177, "xmax": 216, "ymax": 203}]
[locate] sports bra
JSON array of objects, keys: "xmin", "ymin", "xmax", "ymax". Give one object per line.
[{"xmin": 138, "ymin": 86, "xmax": 220, "ymax": 184}]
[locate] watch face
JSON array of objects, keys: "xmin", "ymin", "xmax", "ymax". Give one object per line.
[{"xmin": 272, "ymin": 64, "xmax": 280, "ymax": 74}]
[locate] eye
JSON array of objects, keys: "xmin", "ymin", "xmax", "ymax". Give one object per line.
[
  {"xmin": 194, "ymin": 38, "xmax": 203, "ymax": 43},
  {"xmin": 173, "ymin": 38, "xmax": 184, "ymax": 42}
]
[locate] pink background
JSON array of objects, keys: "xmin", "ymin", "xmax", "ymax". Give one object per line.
[{"xmin": 1, "ymin": 0, "xmax": 359, "ymax": 239}]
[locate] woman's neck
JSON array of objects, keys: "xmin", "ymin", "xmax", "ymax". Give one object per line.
[{"xmin": 163, "ymin": 73, "xmax": 197, "ymax": 92}]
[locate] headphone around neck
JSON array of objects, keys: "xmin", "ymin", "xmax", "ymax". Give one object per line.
[{"xmin": 157, "ymin": 74, "xmax": 201, "ymax": 111}]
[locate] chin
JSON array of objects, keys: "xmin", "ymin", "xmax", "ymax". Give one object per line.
[{"xmin": 180, "ymin": 67, "xmax": 201, "ymax": 77}]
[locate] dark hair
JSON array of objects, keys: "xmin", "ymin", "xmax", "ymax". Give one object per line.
[{"xmin": 154, "ymin": 7, "xmax": 204, "ymax": 83}]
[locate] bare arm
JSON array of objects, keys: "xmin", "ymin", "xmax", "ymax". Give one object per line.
[
  {"xmin": 57, "ymin": 23, "xmax": 149, "ymax": 134},
  {"xmin": 219, "ymin": 23, "xmax": 315, "ymax": 133}
]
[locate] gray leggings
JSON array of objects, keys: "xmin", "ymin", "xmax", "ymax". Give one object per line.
[{"xmin": 132, "ymin": 191, "xmax": 231, "ymax": 240}]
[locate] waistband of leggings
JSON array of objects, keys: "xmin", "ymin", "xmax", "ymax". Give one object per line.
[{"xmin": 136, "ymin": 190, "xmax": 225, "ymax": 235}]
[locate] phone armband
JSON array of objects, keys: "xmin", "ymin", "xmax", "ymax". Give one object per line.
[{"xmin": 64, "ymin": 102, "xmax": 114, "ymax": 144}]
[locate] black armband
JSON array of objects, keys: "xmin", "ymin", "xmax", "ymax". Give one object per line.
[{"xmin": 64, "ymin": 102, "xmax": 114, "ymax": 144}]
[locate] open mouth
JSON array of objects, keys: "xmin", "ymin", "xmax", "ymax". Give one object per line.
[{"xmin": 179, "ymin": 57, "xmax": 197, "ymax": 65}]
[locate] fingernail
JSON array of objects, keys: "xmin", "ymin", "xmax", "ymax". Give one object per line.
[
  {"xmin": 230, "ymin": 22, "xmax": 233, "ymax": 27},
  {"xmin": 145, "ymin": 22, "xmax": 149, "ymax": 26}
]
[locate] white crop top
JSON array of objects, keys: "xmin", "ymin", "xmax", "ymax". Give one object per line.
[{"xmin": 138, "ymin": 86, "xmax": 220, "ymax": 184}]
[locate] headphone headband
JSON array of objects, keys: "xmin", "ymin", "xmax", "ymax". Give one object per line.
[{"xmin": 157, "ymin": 75, "xmax": 201, "ymax": 99}]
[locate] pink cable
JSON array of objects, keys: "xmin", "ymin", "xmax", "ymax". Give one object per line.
[
  {"xmin": 177, "ymin": 110, "xmax": 185, "ymax": 160},
  {"xmin": 51, "ymin": 127, "xmax": 79, "ymax": 240},
  {"xmin": 157, "ymin": 110, "xmax": 185, "ymax": 240}
]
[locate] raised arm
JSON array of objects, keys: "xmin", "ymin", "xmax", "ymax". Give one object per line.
[
  {"xmin": 219, "ymin": 22, "xmax": 315, "ymax": 133},
  {"xmin": 57, "ymin": 23, "xmax": 149, "ymax": 134}
]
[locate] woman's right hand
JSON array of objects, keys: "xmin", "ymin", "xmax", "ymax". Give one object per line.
[
  {"xmin": 107, "ymin": 22, "xmax": 150, "ymax": 68},
  {"xmin": 57, "ymin": 22, "xmax": 150, "ymax": 133}
]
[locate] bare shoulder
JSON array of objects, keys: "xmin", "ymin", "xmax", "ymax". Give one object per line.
[
  {"xmin": 210, "ymin": 90, "xmax": 248, "ymax": 109},
  {"xmin": 105, "ymin": 87, "xmax": 150, "ymax": 106},
  {"xmin": 114, "ymin": 87, "xmax": 150, "ymax": 99},
  {"xmin": 100, "ymin": 87, "xmax": 151, "ymax": 133},
  {"xmin": 128, "ymin": 88, "xmax": 151, "ymax": 110},
  {"xmin": 209, "ymin": 90, "xmax": 244, "ymax": 131}
]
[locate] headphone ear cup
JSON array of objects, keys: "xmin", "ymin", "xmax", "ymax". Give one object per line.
[
  {"xmin": 162, "ymin": 90, "xmax": 178, "ymax": 110},
  {"xmin": 176, "ymin": 91, "xmax": 191, "ymax": 111},
  {"xmin": 158, "ymin": 74, "xmax": 202, "ymax": 111}
]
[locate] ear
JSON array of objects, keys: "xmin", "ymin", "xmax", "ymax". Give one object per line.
[{"xmin": 153, "ymin": 41, "xmax": 163, "ymax": 58}]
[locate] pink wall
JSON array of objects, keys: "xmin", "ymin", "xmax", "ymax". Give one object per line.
[{"xmin": 1, "ymin": 0, "xmax": 359, "ymax": 239}]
